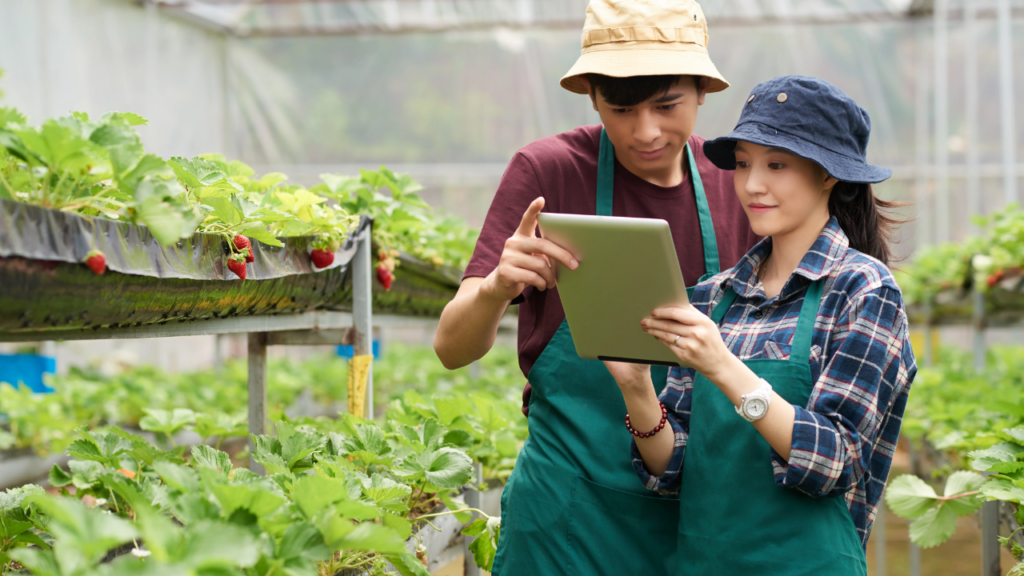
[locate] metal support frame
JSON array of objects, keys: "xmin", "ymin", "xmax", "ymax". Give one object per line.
[
  {"xmin": 965, "ymin": 0, "xmax": 981, "ymax": 230},
  {"xmin": 352, "ymin": 220, "xmax": 374, "ymax": 419},
  {"xmin": 247, "ymin": 332, "xmax": 268, "ymax": 474},
  {"xmin": 245, "ymin": 230, "xmax": 376, "ymax": 471},
  {"xmin": 933, "ymin": 0, "xmax": 949, "ymax": 242},
  {"xmin": 998, "ymin": 0, "xmax": 1017, "ymax": 206}
]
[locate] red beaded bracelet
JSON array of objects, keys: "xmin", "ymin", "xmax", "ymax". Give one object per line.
[{"xmin": 625, "ymin": 402, "xmax": 668, "ymax": 439}]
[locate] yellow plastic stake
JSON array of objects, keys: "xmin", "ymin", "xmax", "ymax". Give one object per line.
[{"xmin": 348, "ymin": 355, "xmax": 373, "ymax": 418}]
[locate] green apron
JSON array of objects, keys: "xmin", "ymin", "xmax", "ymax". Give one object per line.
[
  {"xmin": 492, "ymin": 129, "xmax": 721, "ymax": 575},
  {"xmin": 676, "ymin": 279, "xmax": 867, "ymax": 575}
]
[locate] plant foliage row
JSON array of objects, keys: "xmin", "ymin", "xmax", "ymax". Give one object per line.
[
  {"xmin": 0, "ymin": 408, "xmax": 502, "ymax": 576},
  {"xmin": 884, "ymin": 345, "xmax": 1024, "ymax": 574},
  {"xmin": 0, "ymin": 107, "xmax": 478, "ymax": 281}
]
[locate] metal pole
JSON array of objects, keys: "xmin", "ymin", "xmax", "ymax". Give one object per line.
[
  {"xmin": 998, "ymin": 0, "xmax": 1017, "ymax": 206},
  {"xmin": 973, "ymin": 288, "xmax": 986, "ymax": 372},
  {"xmin": 213, "ymin": 334, "xmax": 224, "ymax": 373},
  {"xmin": 965, "ymin": 0, "xmax": 981, "ymax": 229},
  {"xmin": 934, "ymin": 0, "xmax": 950, "ymax": 242},
  {"xmin": 875, "ymin": 503, "xmax": 887, "ymax": 576},
  {"xmin": 981, "ymin": 498, "xmax": 1001, "ymax": 576},
  {"xmin": 916, "ymin": 20, "xmax": 932, "ymax": 247},
  {"xmin": 352, "ymin": 225, "xmax": 374, "ymax": 419},
  {"xmin": 247, "ymin": 332, "xmax": 267, "ymax": 474}
]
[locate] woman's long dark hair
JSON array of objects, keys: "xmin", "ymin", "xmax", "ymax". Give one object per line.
[{"xmin": 828, "ymin": 181, "xmax": 907, "ymax": 267}]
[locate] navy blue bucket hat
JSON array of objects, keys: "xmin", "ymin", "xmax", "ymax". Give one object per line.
[{"xmin": 703, "ymin": 75, "xmax": 891, "ymax": 184}]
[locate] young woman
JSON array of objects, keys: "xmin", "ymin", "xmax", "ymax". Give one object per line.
[{"xmin": 604, "ymin": 75, "xmax": 917, "ymax": 575}]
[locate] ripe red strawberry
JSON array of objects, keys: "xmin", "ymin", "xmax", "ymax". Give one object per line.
[
  {"xmin": 84, "ymin": 249, "xmax": 106, "ymax": 275},
  {"xmin": 376, "ymin": 263, "xmax": 393, "ymax": 290},
  {"xmin": 227, "ymin": 257, "xmax": 247, "ymax": 280},
  {"xmin": 311, "ymin": 248, "xmax": 335, "ymax": 269},
  {"xmin": 233, "ymin": 235, "xmax": 254, "ymax": 263},
  {"xmin": 988, "ymin": 269, "xmax": 1006, "ymax": 288}
]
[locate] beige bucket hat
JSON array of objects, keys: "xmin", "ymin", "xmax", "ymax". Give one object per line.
[{"xmin": 560, "ymin": 0, "xmax": 729, "ymax": 95}]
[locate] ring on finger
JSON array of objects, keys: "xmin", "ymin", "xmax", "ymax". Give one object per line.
[{"xmin": 673, "ymin": 334, "xmax": 681, "ymax": 345}]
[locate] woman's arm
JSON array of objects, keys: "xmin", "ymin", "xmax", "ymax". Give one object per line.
[{"xmin": 769, "ymin": 286, "xmax": 914, "ymax": 496}]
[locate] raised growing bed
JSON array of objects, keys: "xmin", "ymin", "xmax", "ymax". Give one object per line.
[{"xmin": 0, "ymin": 198, "xmax": 460, "ymax": 336}]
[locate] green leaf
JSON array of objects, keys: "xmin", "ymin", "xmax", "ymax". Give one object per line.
[
  {"xmin": 362, "ymin": 474, "xmax": 412, "ymax": 506},
  {"xmin": 189, "ymin": 445, "xmax": 232, "ymax": 477},
  {"xmin": 152, "ymin": 460, "xmax": 200, "ymax": 493},
  {"xmin": 420, "ymin": 447, "xmax": 473, "ymax": 489},
  {"xmin": 331, "ymin": 522, "xmax": 406, "ymax": 553},
  {"xmin": 909, "ymin": 504, "xmax": 957, "ymax": 548},
  {"xmin": 237, "ymin": 223, "xmax": 283, "ymax": 247},
  {"xmin": 291, "ymin": 475, "xmax": 350, "ymax": 520},
  {"xmin": 208, "ymin": 481, "xmax": 285, "ymax": 519},
  {"xmin": 382, "ymin": 513, "xmax": 413, "ymax": 540},
  {"xmin": 970, "ymin": 447, "xmax": 1017, "ymax": 472},
  {"xmin": 48, "ymin": 464, "xmax": 73, "ymax": 487},
  {"xmin": 385, "ymin": 551, "xmax": 432, "ymax": 576},
  {"xmin": 276, "ymin": 521, "xmax": 330, "ymax": 563},
  {"xmin": 180, "ymin": 520, "xmax": 261, "ymax": 569},
  {"xmin": 981, "ymin": 477, "xmax": 1024, "ymax": 503},
  {"xmin": 203, "ymin": 196, "xmax": 244, "ymax": 226},
  {"xmin": 68, "ymin": 459, "xmax": 105, "ymax": 490},
  {"xmin": 885, "ymin": 474, "xmax": 939, "ymax": 519},
  {"xmin": 943, "ymin": 471, "xmax": 985, "ymax": 517},
  {"xmin": 139, "ymin": 408, "xmax": 196, "ymax": 437}
]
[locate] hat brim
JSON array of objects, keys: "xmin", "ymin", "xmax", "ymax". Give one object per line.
[
  {"xmin": 703, "ymin": 122, "xmax": 892, "ymax": 184},
  {"xmin": 560, "ymin": 46, "xmax": 729, "ymax": 95}
]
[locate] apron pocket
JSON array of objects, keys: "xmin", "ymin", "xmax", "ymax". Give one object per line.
[{"xmin": 567, "ymin": 474, "xmax": 679, "ymax": 576}]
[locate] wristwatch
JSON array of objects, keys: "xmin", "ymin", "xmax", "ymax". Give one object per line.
[{"xmin": 735, "ymin": 379, "xmax": 773, "ymax": 422}]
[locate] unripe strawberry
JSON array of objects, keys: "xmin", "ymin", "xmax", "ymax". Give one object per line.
[
  {"xmin": 84, "ymin": 249, "xmax": 106, "ymax": 275},
  {"xmin": 311, "ymin": 248, "xmax": 335, "ymax": 269},
  {"xmin": 233, "ymin": 235, "xmax": 255, "ymax": 263}
]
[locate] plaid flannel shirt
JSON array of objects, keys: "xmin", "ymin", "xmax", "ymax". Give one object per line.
[{"xmin": 631, "ymin": 217, "xmax": 916, "ymax": 548}]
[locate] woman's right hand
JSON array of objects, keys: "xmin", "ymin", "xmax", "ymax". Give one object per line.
[{"xmin": 603, "ymin": 361, "xmax": 652, "ymax": 393}]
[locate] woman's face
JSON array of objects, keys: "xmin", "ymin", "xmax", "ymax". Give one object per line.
[{"xmin": 733, "ymin": 142, "xmax": 836, "ymax": 239}]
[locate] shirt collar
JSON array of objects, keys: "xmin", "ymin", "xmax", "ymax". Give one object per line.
[{"xmin": 721, "ymin": 216, "xmax": 850, "ymax": 301}]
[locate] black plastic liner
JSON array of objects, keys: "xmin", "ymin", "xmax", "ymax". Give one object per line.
[{"xmin": 0, "ymin": 200, "xmax": 461, "ymax": 334}]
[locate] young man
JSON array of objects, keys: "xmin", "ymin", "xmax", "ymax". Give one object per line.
[{"xmin": 434, "ymin": 1, "xmax": 760, "ymax": 573}]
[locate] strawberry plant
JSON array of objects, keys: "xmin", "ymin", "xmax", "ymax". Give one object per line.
[
  {"xmin": 897, "ymin": 206, "xmax": 1024, "ymax": 305},
  {"xmin": 885, "ymin": 345, "xmax": 1024, "ymax": 572},
  {"xmin": 1, "ymin": 411, "xmax": 500, "ymax": 576},
  {"xmin": 313, "ymin": 167, "xmax": 479, "ymax": 278}
]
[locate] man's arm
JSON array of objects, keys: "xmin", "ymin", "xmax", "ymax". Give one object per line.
[{"xmin": 434, "ymin": 197, "xmax": 578, "ymax": 370}]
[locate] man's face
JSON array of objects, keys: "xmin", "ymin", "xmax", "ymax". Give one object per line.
[{"xmin": 588, "ymin": 77, "xmax": 707, "ymax": 186}]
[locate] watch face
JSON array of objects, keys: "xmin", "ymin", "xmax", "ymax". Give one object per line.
[{"xmin": 746, "ymin": 398, "xmax": 768, "ymax": 419}]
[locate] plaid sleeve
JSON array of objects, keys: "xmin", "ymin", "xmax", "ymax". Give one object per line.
[
  {"xmin": 770, "ymin": 285, "xmax": 912, "ymax": 498},
  {"xmin": 631, "ymin": 366, "xmax": 695, "ymax": 495}
]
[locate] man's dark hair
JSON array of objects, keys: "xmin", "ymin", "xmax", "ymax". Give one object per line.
[{"xmin": 587, "ymin": 74, "xmax": 702, "ymax": 107}]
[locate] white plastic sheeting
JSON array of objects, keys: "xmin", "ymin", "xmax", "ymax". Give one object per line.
[{"xmin": 1, "ymin": 0, "xmax": 1023, "ymax": 253}]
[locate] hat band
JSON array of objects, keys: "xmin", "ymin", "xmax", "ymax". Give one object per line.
[{"xmin": 582, "ymin": 26, "xmax": 708, "ymax": 49}]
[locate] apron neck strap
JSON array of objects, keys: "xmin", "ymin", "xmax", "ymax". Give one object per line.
[
  {"xmin": 597, "ymin": 128, "xmax": 615, "ymax": 217},
  {"xmin": 686, "ymin": 144, "xmax": 720, "ymax": 278},
  {"xmin": 596, "ymin": 127, "xmax": 720, "ymax": 278},
  {"xmin": 789, "ymin": 278, "xmax": 825, "ymax": 364},
  {"xmin": 708, "ymin": 277, "xmax": 825, "ymax": 365}
]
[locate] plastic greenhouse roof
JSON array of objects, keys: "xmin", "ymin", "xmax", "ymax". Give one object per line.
[{"xmin": 156, "ymin": 0, "xmax": 932, "ymax": 38}]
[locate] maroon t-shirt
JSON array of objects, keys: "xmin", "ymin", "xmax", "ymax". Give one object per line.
[{"xmin": 464, "ymin": 125, "xmax": 761, "ymax": 406}]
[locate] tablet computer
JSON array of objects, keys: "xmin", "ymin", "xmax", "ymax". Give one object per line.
[{"xmin": 537, "ymin": 213, "xmax": 689, "ymax": 367}]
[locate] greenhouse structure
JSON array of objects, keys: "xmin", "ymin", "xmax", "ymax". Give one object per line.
[{"xmin": 1, "ymin": 0, "xmax": 1024, "ymax": 575}]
